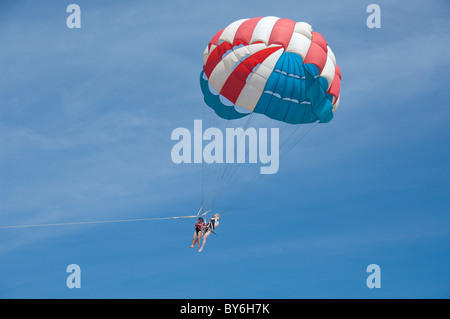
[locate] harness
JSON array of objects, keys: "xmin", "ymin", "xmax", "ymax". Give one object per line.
[
  {"xmin": 195, "ymin": 222, "xmax": 205, "ymax": 234},
  {"xmin": 203, "ymin": 219, "xmax": 217, "ymax": 236}
]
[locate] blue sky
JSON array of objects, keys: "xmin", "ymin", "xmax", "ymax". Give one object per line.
[{"xmin": 0, "ymin": 0, "xmax": 449, "ymax": 298}]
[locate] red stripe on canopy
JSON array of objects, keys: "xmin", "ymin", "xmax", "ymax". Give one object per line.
[
  {"xmin": 220, "ymin": 46, "xmax": 282, "ymax": 104},
  {"xmin": 233, "ymin": 17, "xmax": 263, "ymax": 45},
  {"xmin": 204, "ymin": 41, "xmax": 233, "ymax": 78},
  {"xmin": 268, "ymin": 18, "xmax": 296, "ymax": 49}
]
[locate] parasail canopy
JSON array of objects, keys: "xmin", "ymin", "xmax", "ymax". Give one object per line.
[{"xmin": 200, "ymin": 16, "xmax": 341, "ymax": 124}]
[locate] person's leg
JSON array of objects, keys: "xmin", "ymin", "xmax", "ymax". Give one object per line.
[
  {"xmin": 198, "ymin": 231, "xmax": 211, "ymax": 252},
  {"xmin": 190, "ymin": 232, "xmax": 198, "ymax": 248},
  {"xmin": 194, "ymin": 231, "xmax": 203, "ymax": 247},
  {"xmin": 196, "ymin": 232, "xmax": 204, "ymax": 248}
]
